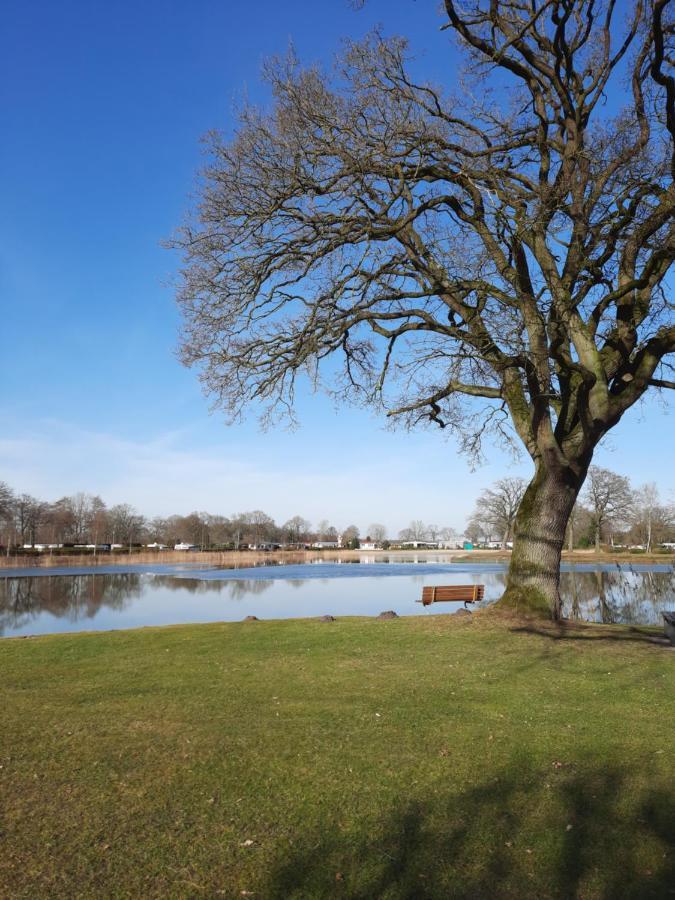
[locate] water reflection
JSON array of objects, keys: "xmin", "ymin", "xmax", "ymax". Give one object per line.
[
  {"xmin": 0, "ymin": 564, "xmax": 672, "ymax": 637},
  {"xmin": 561, "ymin": 569, "xmax": 675, "ymax": 625},
  {"xmin": 0, "ymin": 573, "xmax": 140, "ymax": 635},
  {"xmin": 151, "ymin": 575, "xmax": 273, "ymax": 600}
]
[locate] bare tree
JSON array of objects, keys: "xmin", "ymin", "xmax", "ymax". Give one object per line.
[
  {"xmin": 173, "ymin": 1, "xmax": 674, "ymax": 618},
  {"xmin": 399, "ymin": 520, "xmax": 428, "ymax": 542},
  {"xmin": 87, "ymin": 496, "xmax": 108, "ymax": 548},
  {"xmin": 241, "ymin": 510, "xmax": 275, "ymax": 546},
  {"xmin": 565, "ymin": 501, "xmax": 590, "ymax": 552},
  {"xmin": 14, "ymin": 494, "xmax": 46, "ymax": 546},
  {"xmin": 68, "ymin": 493, "xmax": 92, "ymax": 543},
  {"xmin": 316, "ymin": 519, "xmax": 330, "ymax": 541},
  {"xmin": 175, "ymin": 512, "xmax": 209, "ymax": 547},
  {"xmin": 0, "ymin": 482, "xmax": 15, "ymax": 552},
  {"xmin": 205, "ymin": 514, "xmax": 232, "ymax": 547},
  {"xmin": 465, "ymin": 512, "xmax": 490, "ymax": 545},
  {"xmin": 471, "ymin": 478, "xmax": 527, "ymax": 548},
  {"xmin": 582, "ymin": 466, "xmax": 633, "ymax": 551},
  {"xmin": 108, "ymin": 504, "xmax": 144, "ymax": 547},
  {"xmin": 229, "ymin": 513, "xmax": 247, "ymax": 550},
  {"xmin": 0, "ymin": 482, "xmax": 14, "ymax": 523},
  {"xmin": 633, "ymin": 482, "xmax": 658, "ymax": 551},
  {"xmin": 341, "ymin": 524, "xmax": 360, "ymax": 547},
  {"xmin": 631, "ymin": 483, "xmax": 673, "ymax": 550},
  {"xmin": 368, "ymin": 522, "xmax": 387, "ymax": 543},
  {"xmin": 283, "ymin": 515, "xmax": 311, "ymax": 543}
]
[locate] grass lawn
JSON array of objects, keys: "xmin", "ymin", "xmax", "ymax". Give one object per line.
[{"xmin": 1, "ymin": 612, "xmax": 673, "ymax": 899}]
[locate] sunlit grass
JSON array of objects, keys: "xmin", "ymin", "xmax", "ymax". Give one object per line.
[{"xmin": 1, "ymin": 613, "xmax": 673, "ymax": 898}]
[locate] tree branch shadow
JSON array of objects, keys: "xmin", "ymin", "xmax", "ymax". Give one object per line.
[
  {"xmin": 263, "ymin": 761, "xmax": 674, "ymax": 899},
  {"xmin": 509, "ymin": 619, "xmax": 672, "ymax": 647}
]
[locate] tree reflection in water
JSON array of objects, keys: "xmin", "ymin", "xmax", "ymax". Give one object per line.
[
  {"xmin": 560, "ymin": 569, "xmax": 675, "ymax": 625},
  {"xmin": 0, "ymin": 573, "xmax": 142, "ymax": 635},
  {"xmin": 150, "ymin": 575, "xmax": 273, "ymax": 601},
  {"xmin": 0, "ymin": 566, "xmax": 672, "ymax": 635}
]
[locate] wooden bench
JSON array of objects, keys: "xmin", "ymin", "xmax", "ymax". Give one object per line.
[{"xmin": 419, "ymin": 584, "xmax": 485, "ymax": 607}]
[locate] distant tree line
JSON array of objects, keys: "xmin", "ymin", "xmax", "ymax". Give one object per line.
[
  {"xmin": 0, "ymin": 470, "xmax": 672, "ymax": 555},
  {"xmin": 0, "ymin": 483, "xmax": 395, "ymax": 553},
  {"xmin": 0, "ymin": 485, "xmax": 335, "ymax": 552},
  {"xmin": 466, "ymin": 470, "xmax": 675, "ymax": 552}
]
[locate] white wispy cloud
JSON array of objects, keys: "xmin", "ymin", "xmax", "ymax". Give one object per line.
[{"xmin": 0, "ymin": 417, "xmax": 511, "ymax": 532}]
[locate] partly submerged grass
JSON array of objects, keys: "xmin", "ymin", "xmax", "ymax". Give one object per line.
[{"xmin": 1, "ymin": 612, "xmax": 673, "ymax": 899}]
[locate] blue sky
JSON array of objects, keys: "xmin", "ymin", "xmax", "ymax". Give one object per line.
[{"xmin": 1, "ymin": 0, "xmax": 672, "ymax": 535}]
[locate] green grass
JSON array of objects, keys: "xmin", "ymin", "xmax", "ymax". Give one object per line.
[{"xmin": 1, "ymin": 613, "xmax": 673, "ymax": 899}]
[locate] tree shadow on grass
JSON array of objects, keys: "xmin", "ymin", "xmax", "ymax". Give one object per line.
[
  {"xmin": 509, "ymin": 619, "xmax": 671, "ymax": 647},
  {"xmin": 263, "ymin": 761, "xmax": 674, "ymax": 899}
]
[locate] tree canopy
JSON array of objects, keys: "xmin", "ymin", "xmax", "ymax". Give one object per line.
[{"xmin": 173, "ymin": 0, "xmax": 675, "ymax": 616}]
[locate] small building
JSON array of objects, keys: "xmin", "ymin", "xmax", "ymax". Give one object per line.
[
  {"xmin": 174, "ymin": 542, "xmax": 199, "ymax": 551},
  {"xmin": 311, "ymin": 541, "xmax": 341, "ymax": 549},
  {"xmin": 22, "ymin": 543, "xmax": 63, "ymax": 551},
  {"xmin": 398, "ymin": 540, "xmax": 439, "ymax": 549},
  {"xmin": 437, "ymin": 537, "xmax": 469, "ymax": 550}
]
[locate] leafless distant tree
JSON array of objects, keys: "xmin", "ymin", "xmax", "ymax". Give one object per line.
[
  {"xmin": 368, "ymin": 522, "xmax": 387, "ymax": 542},
  {"xmin": 630, "ymin": 482, "xmax": 673, "ymax": 550},
  {"xmin": 316, "ymin": 519, "xmax": 339, "ymax": 542},
  {"xmin": 0, "ymin": 482, "xmax": 15, "ymax": 551},
  {"xmin": 241, "ymin": 510, "xmax": 276, "ymax": 546},
  {"xmin": 341, "ymin": 524, "xmax": 360, "ymax": 546},
  {"xmin": 175, "ymin": 512, "xmax": 209, "ymax": 547},
  {"xmin": 0, "ymin": 482, "xmax": 14, "ymax": 522},
  {"xmin": 472, "ymin": 477, "xmax": 527, "ymax": 548},
  {"xmin": 10, "ymin": 494, "xmax": 47, "ymax": 546},
  {"xmin": 399, "ymin": 520, "xmax": 428, "ymax": 542},
  {"xmin": 173, "ymin": 1, "xmax": 675, "ymax": 618},
  {"xmin": 205, "ymin": 514, "xmax": 232, "ymax": 547},
  {"xmin": 466, "ymin": 512, "xmax": 491, "ymax": 545},
  {"xmin": 582, "ymin": 466, "xmax": 633, "ymax": 551},
  {"xmin": 565, "ymin": 501, "xmax": 591, "ymax": 552},
  {"xmin": 283, "ymin": 515, "xmax": 311, "ymax": 543},
  {"xmin": 108, "ymin": 504, "xmax": 145, "ymax": 547}
]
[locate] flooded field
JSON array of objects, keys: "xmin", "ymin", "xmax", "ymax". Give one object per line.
[{"xmin": 1, "ymin": 555, "xmax": 673, "ymax": 637}]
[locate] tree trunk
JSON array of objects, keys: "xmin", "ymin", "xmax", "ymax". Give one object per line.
[{"xmin": 496, "ymin": 461, "xmax": 585, "ymax": 620}]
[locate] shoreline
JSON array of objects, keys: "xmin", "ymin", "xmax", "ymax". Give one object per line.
[{"xmin": 0, "ymin": 546, "xmax": 672, "ymax": 571}]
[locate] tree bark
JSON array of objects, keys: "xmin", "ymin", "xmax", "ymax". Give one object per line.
[{"xmin": 496, "ymin": 462, "xmax": 585, "ymax": 619}]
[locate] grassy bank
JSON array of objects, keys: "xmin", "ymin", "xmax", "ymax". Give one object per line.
[{"xmin": 1, "ymin": 613, "xmax": 673, "ymax": 898}]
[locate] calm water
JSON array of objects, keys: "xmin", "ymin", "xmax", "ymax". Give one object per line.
[{"xmin": 1, "ymin": 555, "xmax": 674, "ymax": 637}]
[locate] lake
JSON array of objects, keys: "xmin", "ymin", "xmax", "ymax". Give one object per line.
[{"xmin": 1, "ymin": 555, "xmax": 674, "ymax": 637}]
